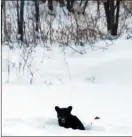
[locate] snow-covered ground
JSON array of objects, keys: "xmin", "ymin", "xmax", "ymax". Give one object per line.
[{"xmin": 2, "ymin": 38, "xmax": 132, "ymax": 135}]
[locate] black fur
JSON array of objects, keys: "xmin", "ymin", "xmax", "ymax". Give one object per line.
[{"xmin": 55, "ymin": 106, "xmax": 85, "ymax": 130}]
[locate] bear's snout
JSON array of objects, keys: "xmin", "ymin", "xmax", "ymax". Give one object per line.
[{"xmin": 61, "ymin": 118, "xmax": 66, "ymax": 123}]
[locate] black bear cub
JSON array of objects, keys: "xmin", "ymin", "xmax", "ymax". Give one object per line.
[{"xmin": 55, "ymin": 106, "xmax": 85, "ymax": 130}]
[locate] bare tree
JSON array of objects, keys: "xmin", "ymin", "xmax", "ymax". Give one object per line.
[
  {"xmin": 82, "ymin": 0, "xmax": 89, "ymax": 14},
  {"xmin": 48, "ymin": 0, "xmax": 53, "ymax": 11},
  {"xmin": 17, "ymin": 0, "xmax": 25, "ymax": 41},
  {"xmin": 103, "ymin": 0, "xmax": 121, "ymax": 36},
  {"xmin": 34, "ymin": 0, "xmax": 40, "ymax": 32},
  {"xmin": 66, "ymin": 0, "xmax": 74, "ymax": 12}
]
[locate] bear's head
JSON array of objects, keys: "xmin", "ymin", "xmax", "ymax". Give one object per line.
[{"xmin": 55, "ymin": 106, "xmax": 72, "ymax": 124}]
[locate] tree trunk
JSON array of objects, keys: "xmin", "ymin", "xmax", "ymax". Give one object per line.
[
  {"xmin": 103, "ymin": 0, "xmax": 111, "ymax": 31},
  {"xmin": 48, "ymin": 0, "xmax": 53, "ymax": 11},
  {"xmin": 34, "ymin": 0, "xmax": 39, "ymax": 32},
  {"xmin": 79, "ymin": 0, "xmax": 83, "ymax": 7},
  {"xmin": 18, "ymin": 0, "xmax": 25, "ymax": 41},
  {"xmin": 16, "ymin": 0, "xmax": 20, "ymax": 39},
  {"xmin": 110, "ymin": 0, "xmax": 114, "ymax": 35},
  {"xmin": 70, "ymin": 0, "xmax": 74, "ymax": 10},
  {"xmin": 112, "ymin": 0, "xmax": 120, "ymax": 35},
  {"xmin": 82, "ymin": 0, "xmax": 88, "ymax": 14},
  {"xmin": 66, "ymin": 0, "xmax": 74, "ymax": 12},
  {"xmin": 97, "ymin": 0, "xmax": 100, "ymax": 16},
  {"xmin": 103, "ymin": 0, "xmax": 120, "ymax": 36},
  {"xmin": 67, "ymin": 0, "xmax": 71, "ymax": 11},
  {"xmin": 58, "ymin": 0, "xmax": 65, "ymax": 7}
]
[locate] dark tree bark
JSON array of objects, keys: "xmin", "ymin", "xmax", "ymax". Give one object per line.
[
  {"xmin": 110, "ymin": 0, "xmax": 114, "ymax": 34},
  {"xmin": 97, "ymin": 0, "xmax": 100, "ymax": 15},
  {"xmin": 1, "ymin": 0, "xmax": 5, "ymax": 42},
  {"xmin": 40, "ymin": 0, "xmax": 46, "ymax": 3},
  {"xmin": 112, "ymin": 0, "xmax": 120, "ymax": 35},
  {"xmin": 58, "ymin": 0, "xmax": 65, "ymax": 7},
  {"xmin": 34, "ymin": 0, "xmax": 40, "ymax": 32},
  {"xmin": 82, "ymin": 0, "xmax": 88, "ymax": 14},
  {"xmin": 70, "ymin": 0, "xmax": 74, "ymax": 10},
  {"xmin": 17, "ymin": 0, "xmax": 25, "ymax": 41},
  {"xmin": 67, "ymin": 0, "xmax": 70, "ymax": 11},
  {"xmin": 66, "ymin": 0, "xmax": 74, "ymax": 12},
  {"xmin": 79, "ymin": 0, "xmax": 83, "ymax": 7},
  {"xmin": 16, "ymin": 0, "xmax": 19, "ymax": 28},
  {"xmin": 1, "ymin": 0, "xmax": 3, "ymax": 9},
  {"xmin": 103, "ymin": 0, "xmax": 111, "ymax": 31},
  {"xmin": 48, "ymin": 0, "xmax": 53, "ymax": 11},
  {"xmin": 103, "ymin": 0, "xmax": 120, "ymax": 36}
]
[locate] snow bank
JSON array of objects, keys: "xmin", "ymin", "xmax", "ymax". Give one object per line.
[{"xmin": 2, "ymin": 38, "xmax": 132, "ymax": 135}]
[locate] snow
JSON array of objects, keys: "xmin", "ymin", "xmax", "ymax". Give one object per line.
[
  {"xmin": 2, "ymin": 38, "xmax": 132, "ymax": 136},
  {"xmin": 2, "ymin": 1, "xmax": 132, "ymax": 135}
]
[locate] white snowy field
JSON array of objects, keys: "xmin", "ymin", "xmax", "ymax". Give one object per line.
[{"xmin": 2, "ymin": 38, "xmax": 132, "ymax": 136}]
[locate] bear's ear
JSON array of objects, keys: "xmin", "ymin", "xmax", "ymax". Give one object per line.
[
  {"xmin": 68, "ymin": 106, "xmax": 72, "ymax": 113},
  {"xmin": 55, "ymin": 106, "xmax": 60, "ymax": 112}
]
